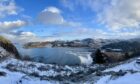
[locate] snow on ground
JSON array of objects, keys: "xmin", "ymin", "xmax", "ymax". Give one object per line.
[
  {"xmin": 96, "ymin": 73, "xmax": 140, "ymax": 84},
  {"xmin": 0, "ymin": 58, "xmax": 62, "ymax": 84},
  {"xmin": 96, "ymin": 56, "xmax": 140, "ymax": 84},
  {"xmin": 105, "ymin": 58, "xmax": 140, "ymax": 72},
  {"xmin": 0, "ymin": 57, "xmax": 99, "ymax": 84}
]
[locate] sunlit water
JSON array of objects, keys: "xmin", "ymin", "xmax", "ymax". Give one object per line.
[{"xmin": 16, "ymin": 45, "xmax": 93, "ymax": 65}]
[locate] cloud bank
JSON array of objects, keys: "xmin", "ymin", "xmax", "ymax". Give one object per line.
[
  {"xmin": 0, "ymin": 0, "xmax": 23, "ymax": 18},
  {"xmin": 61, "ymin": 0, "xmax": 140, "ymax": 38},
  {"xmin": 0, "ymin": 20, "xmax": 27, "ymax": 32}
]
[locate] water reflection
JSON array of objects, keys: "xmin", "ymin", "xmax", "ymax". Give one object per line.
[{"xmin": 17, "ymin": 46, "xmax": 92, "ymax": 65}]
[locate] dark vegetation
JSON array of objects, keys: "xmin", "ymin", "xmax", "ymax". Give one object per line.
[
  {"xmin": 29, "ymin": 72, "xmax": 40, "ymax": 77},
  {"xmin": 0, "ymin": 36, "xmax": 20, "ymax": 59},
  {"xmin": 91, "ymin": 49, "xmax": 106, "ymax": 64},
  {"xmin": 92, "ymin": 49, "xmax": 124, "ymax": 63},
  {"xmin": 102, "ymin": 41, "xmax": 140, "ymax": 56},
  {"xmin": 21, "ymin": 55, "xmax": 33, "ymax": 61},
  {"xmin": 92, "ymin": 40, "xmax": 140, "ymax": 64},
  {"xmin": 0, "ymin": 71, "xmax": 6, "ymax": 76}
]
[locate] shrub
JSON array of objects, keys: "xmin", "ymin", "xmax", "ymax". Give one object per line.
[
  {"xmin": 38, "ymin": 66, "xmax": 48, "ymax": 71},
  {"xmin": 6, "ymin": 64, "xmax": 17, "ymax": 72},
  {"xmin": 22, "ymin": 55, "xmax": 33, "ymax": 61},
  {"xmin": 0, "ymin": 71, "xmax": 6, "ymax": 76},
  {"xmin": 92, "ymin": 49, "xmax": 105, "ymax": 64},
  {"xmin": 29, "ymin": 72, "xmax": 40, "ymax": 77}
]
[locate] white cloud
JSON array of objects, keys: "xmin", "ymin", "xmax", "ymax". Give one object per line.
[
  {"xmin": 2, "ymin": 31, "xmax": 37, "ymax": 43},
  {"xmin": 61, "ymin": 0, "xmax": 75, "ymax": 11},
  {"xmin": 19, "ymin": 32, "xmax": 36, "ymax": 37},
  {"xmin": 1, "ymin": 31, "xmax": 58, "ymax": 43},
  {"xmin": 50, "ymin": 27, "xmax": 107, "ymax": 40},
  {"xmin": 38, "ymin": 6, "xmax": 64, "ymax": 25},
  {"xmin": 98, "ymin": 0, "xmax": 140, "ymax": 30},
  {"xmin": 61, "ymin": 0, "xmax": 109, "ymax": 12},
  {"xmin": 61, "ymin": 0, "xmax": 140, "ymax": 30},
  {"xmin": 1, "ymin": 32, "xmax": 34, "ymax": 43},
  {"xmin": 0, "ymin": 20, "xmax": 27, "ymax": 32},
  {"xmin": 108, "ymin": 30, "xmax": 140, "ymax": 39},
  {"xmin": 0, "ymin": 0, "xmax": 23, "ymax": 18},
  {"xmin": 37, "ymin": 6, "xmax": 81, "ymax": 27},
  {"xmin": 58, "ymin": 27, "xmax": 140, "ymax": 39},
  {"xmin": 16, "ymin": 32, "xmax": 39, "ymax": 42},
  {"xmin": 43, "ymin": 6, "xmax": 61, "ymax": 13},
  {"xmin": 60, "ymin": 0, "xmax": 140, "ymax": 39}
]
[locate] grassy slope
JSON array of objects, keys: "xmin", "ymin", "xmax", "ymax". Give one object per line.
[{"xmin": 0, "ymin": 36, "xmax": 20, "ymax": 59}]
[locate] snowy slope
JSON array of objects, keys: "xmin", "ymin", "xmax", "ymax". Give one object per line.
[
  {"xmin": 0, "ymin": 58, "xmax": 99, "ymax": 84},
  {"xmin": 96, "ymin": 57, "xmax": 140, "ymax": 84},
  {"xmin": 0, "ymin": 59, "xmax": 50, "ymax": 84},
  {"xmin": 96, "ymin": 73, "xmax": 140, "ymax": 84},
  {"xmin": 0, "ymin": 47, "xmax": 57, "ymax": 84}
]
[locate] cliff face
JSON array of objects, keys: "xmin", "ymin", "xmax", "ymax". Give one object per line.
[{"xmin": 0, "ymin": 36, "xmax": 20, "ymax": 59}]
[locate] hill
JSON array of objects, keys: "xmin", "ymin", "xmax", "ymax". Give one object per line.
[{"xmin": 0, "ymin": 36, "xmax": 20, "ymax": 59}]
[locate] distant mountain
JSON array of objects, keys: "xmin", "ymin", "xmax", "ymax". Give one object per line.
[
  {"xmin": 81, "ymin": 38, "xmax": 121, "ymax": 48},
  {"xmin": 102, "ymin": 39, "xmax": 140, "ymax": 56},
  {"xmin": 23, "ymin": 38, "xmax": 122, "ymax": 48},
  {"xmin": 23, "ymin": 41, "xmax": 51, "ymax": 49}
]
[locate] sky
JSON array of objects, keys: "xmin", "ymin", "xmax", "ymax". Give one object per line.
[{"xmin": 0, "ymin": 0, "xmax": 140, "ymax": 43}]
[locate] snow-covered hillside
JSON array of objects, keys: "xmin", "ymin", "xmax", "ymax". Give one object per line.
[
  {"xmin": 0, "ymin": 58, "xmax": 98, "ymax": 84},
  {"xmin": 0, "ymin": 46, "xmax": 140, "ymax": 84},
  {"xmin": 96, "ymin": 57, "xmax": 140, "ymax": 84}
]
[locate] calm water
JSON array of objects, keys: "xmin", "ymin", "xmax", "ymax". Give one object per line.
[{"xmin": 17, "ymin": 46, "xmax": 93, "ymax": 65}]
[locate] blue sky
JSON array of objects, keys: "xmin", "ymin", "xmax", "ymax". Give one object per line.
[{"xmin": 0, "ymin": 0, "xmax": 140, "ymax": 42}]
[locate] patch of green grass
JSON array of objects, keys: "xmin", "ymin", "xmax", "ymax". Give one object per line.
[{"xmin": 0, "ymin": 36, "xmax": 11, "ymax": 44}]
